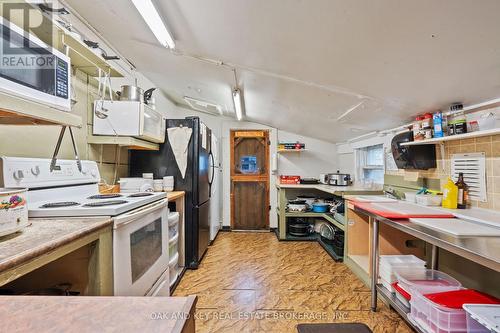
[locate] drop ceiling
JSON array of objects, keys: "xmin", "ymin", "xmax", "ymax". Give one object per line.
[{"xmin": 65, "ymin": 0, "xmax": 500, "ymax": 142}]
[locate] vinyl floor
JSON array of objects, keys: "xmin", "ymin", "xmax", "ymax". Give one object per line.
[{"xmin": 173, "ymin": 232, "xmax": 413, "ymax": 333}]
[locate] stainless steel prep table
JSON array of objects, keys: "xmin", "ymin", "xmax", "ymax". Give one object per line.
[{"xmin": 352, "ymin": 204, "xmax": 500, "ymax": 332}]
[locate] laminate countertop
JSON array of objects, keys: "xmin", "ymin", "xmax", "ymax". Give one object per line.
[
  {"xmin": 276, "ymin": 183, "xmax": 383, "ymax": 197},
  {"xmin": 167, "ymin": 191, "xmax": 185, "ymax": 201},
  {"xmin": 0, "ymin": 217, "xmax": 113, "ymax": 273},
  {"xmin": 0, "ymin": 295, "xmax": 197, "ymax": 333}
]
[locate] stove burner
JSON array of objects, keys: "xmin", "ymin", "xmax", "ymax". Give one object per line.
[
  {"xmin": 83, "ymin": 200, "xmax": 128, "ymax": 207},
  {"xmin": 88, "ymin": 194, "xmax": 122, "ymax": 199},
  {"xmin": 40, "ymin": 202, "xmax": 80, "ymax": 208},
  {"xmin": 128, "ymin": 192, "xmax": 154, "ymax": 198}
]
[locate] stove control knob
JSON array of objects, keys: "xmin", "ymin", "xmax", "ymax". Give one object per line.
[
  {"xmin": 31, "ymin": 166, "xmax": 40, "ymax": 176},
  {"xmin": 90, "ymin": 169, "xmax": 98, "ymax": 178},
  {"xmin": 13, "ymin": 170, "xmax": 24, "ymax": 180}
]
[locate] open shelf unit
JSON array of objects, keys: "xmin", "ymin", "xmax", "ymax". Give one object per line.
[
  {"xmin": 401, "ymin": 128, "xmax": 500, "ymax": 146},
  {"xmin": 87, "ymin": 135, "xmax": 159, "ymax": 151},
  {"xmin": 283, "ymin": 211, "xmax": 345, "ymax": 230}
]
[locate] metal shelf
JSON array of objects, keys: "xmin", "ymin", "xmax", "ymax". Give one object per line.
[{"xmin": 376, "ymin": 285, "xmax": 425, "ymax": 333}]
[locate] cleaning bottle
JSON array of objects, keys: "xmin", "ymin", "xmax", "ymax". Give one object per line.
[{"xmin": 442, "ymin": 177, "xmax": 458, "ymax": 209}]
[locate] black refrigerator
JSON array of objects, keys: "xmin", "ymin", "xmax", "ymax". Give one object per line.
[{"xmin": 129, "ymin": 117, "xmax": 212, "ymax": 269}]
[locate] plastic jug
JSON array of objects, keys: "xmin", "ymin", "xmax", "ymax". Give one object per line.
[{"xmin": 442, "ymin": 177, "xmax": 458, "ymax": 209}]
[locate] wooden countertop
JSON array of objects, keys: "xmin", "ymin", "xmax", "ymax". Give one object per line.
[
  {"xmin": 276, "ymin": 183, "xmax": 383, "ymax": 197},
  {"xmin": 0, "ymin": 295, "xmax": 197, "ymax": 333},
  {"xmin": 167, "ymin": 191, "xmax": 185, "ymax": 201},
  {"xmin": 0, "ymin": 217, "xmax": 113, "ymax": 273}
]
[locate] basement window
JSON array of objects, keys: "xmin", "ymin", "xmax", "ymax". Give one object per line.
[{"xmin": 355, "ymin": 144, "xmax": 384, "ymax": 184}]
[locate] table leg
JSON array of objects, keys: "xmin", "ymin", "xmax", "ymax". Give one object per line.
[
  {"xmin": 371, "ymin": 218, "xmax": 380, "ymax": 312},
  {"xmin": 431, "ymin": 245, "xmax": 439, "ymax": 270}
]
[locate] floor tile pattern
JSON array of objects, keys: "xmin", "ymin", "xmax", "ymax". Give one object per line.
[{"xmin": 174, "ymin": 232, "xmax": 413, "ymax": 333}]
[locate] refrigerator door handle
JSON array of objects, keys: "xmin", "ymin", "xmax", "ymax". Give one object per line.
[{"xmin": 208, "ymin": 151, "xmax": 215, "ymax": 187}]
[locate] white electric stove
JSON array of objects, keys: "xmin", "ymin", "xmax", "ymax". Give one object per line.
[{"xmin": 0, "ymin": 156, "xmax": 171, "ymax": 297}]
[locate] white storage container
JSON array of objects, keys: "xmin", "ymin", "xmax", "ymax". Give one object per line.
[
  {"xmin": 169, "ymin": 223, "xmax": 179, "ymax": 239},
  {"xmin": 464, "ymin": 304, "xmax": 500, "ymax": 333},
  {"xmin": 379, "ymin": 255, "xmax": 426, "ymax": 293},
  {"xmin": 410, "ymin": 290, "xmax": 467, "ymax": 333},
  {"xmin": 168, "ymin": 211, "xmax": 179, "ymax": 226}
]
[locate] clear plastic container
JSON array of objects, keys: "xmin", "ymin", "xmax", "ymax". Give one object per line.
[
  {"xmin": 410, "ymin": 290, "xmax": 467, "ymax": 333},
  {"xmin": 168, "ymin": 234, "xmax": 179, "ymax": 257},
  {"xmin": 169, "ymin": 223, "xmax": 179, "ymax": 239},
  {"xmin": 416, "ymin": 194, "xmax": 443, "ymax": 207},
  {"xmin": 380, "ymin": 255, "xmax": 426, "ymax": 267},
  {"xmin": 396, "ymin": 269, "xmax": 462, "ymax": 296},
  {"xmin": 464, "ymin": 304, "xmax": 500, "ymax": 333}
]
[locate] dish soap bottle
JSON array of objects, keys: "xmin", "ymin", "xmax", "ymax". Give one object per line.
[
  {"xmin": 442, "ymin": 177, "xmax": 458, "ymax": 209},
  {"xmin": 455, "ymin": 172, "xmax": 469, "ymax": 209}
]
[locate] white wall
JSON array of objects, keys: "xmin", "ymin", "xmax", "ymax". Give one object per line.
[{"xmin": 277, "ymin": 130, "xmax": 339, "ymax": 177}]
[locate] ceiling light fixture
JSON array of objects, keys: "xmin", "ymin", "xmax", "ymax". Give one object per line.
[
  {"xmin": 336, "ymin": 100, "xmax": 365, "ymax": 122},
  {"xmin": 232, "ymin": 88, "xmax": 243, "ymax": 121},
  {"xmin": 131, "ymin": 0, "xmax": 175, "ymax": 49}
]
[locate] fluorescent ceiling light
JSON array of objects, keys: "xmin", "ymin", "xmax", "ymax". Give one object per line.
[
  {"xmin": 336, "ymin": 100, "xmax": 365, "ymax": 122},
  {"xmin": 131, "ymin": 0, "xmax": 175, "ymax": 49},
  {"xmin": 232, "ymin": 88, "xmax": 243, "ymax": 121}
]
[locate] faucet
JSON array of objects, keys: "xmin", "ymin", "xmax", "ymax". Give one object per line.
[{"xmin": 384, "ymin": 187, "xmax": 400, "ymax": 200}]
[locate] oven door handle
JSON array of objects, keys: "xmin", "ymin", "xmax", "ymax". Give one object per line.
[{"xmin": 114, "ymin": 198, "xmax": 168, "ymax": 229}]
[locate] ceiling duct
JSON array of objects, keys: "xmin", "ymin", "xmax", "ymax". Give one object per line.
[{"xmin": 183, "ymin": 96, "xmax": 223, "ymax": 116}]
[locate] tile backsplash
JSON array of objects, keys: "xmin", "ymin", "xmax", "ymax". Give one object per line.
[{"xmin": 387, "ymin": 134, "xmax": 500, "ymax": 211}]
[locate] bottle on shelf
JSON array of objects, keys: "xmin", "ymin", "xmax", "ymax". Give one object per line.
[
  {"xmin": 442, "ymin": 177, "xmax": 458, "ymax": 209},
  {"xmin": 413, "ymin": 115, "xmax": 424, "ymax": 141},
  {"xmin": 455, "ymin": 172, "xmax": 469, "ymax": 209}
]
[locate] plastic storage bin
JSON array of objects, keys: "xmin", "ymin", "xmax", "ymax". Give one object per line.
[
  {"xmin": 464, "ymin": 304, "xmax": 500, "ymax": 333},
  {"xmin": 169, "ymin": 234, "xmax": 179, "ymax": 257},
  {"xmin": 396, "ymin": 269, "xmax": 461, "ymax": 296},
  {"xmin": 168, "ymin": 252, "xmax": 179, "ymax": 286},
  {"xmin": 379, "ymin": 255, "xmax": 426, "ymax": 293},
  {"xmin": 410, "ymin": 289, "xmax": 500, "ymax": 333}
]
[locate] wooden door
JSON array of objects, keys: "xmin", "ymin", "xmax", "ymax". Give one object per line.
[{"xmin": 230, "ymin": 130, "xmax": 270, "ymax": 230}]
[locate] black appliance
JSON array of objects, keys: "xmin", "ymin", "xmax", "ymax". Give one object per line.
[
  {"xmin": 129, "ymin": 117, "xmax": 213, "ymax": 269},
  {"xmin": 391, "ymin": 131, "xmax": 436, "ymax": 170}
]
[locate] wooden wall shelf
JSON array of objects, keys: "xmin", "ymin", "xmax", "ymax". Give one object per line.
[
  {"xmin": 87, "ymin": 135, "xmax": 159, "ymax": 151},
  {"xmin": 0, "ymin": 93, "xmax": 82, "ymax": 127}
]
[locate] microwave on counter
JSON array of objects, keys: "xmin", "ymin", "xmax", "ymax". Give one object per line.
[
  {"xmin": 93, "ymin": 100, "xmax": 166, "ymax": 143},
  {"xmin": 0, "ymin": 17, "xmax": 71, "ymax": 111}
]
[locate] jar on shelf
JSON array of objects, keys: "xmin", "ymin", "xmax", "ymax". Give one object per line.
[{"xmin": 413, "ymin": 116, "xmax": 424, "ymax": 141}]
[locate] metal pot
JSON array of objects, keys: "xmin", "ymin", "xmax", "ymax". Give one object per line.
[
  {"xmin": 116, "ymin": 85, "xmax": 144, "ymax": 102},
  {"xmin": 287, "ymin": 199, "xmax": 308, "ymax": 212},
  {"xmin": 0, "ymin": 188, "xmax": 29, "ymax": 237}
]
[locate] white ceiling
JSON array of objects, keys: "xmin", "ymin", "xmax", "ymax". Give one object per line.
[{"xmin": 65, "ymin": 0, "xmax": 500, "ymax": 142}]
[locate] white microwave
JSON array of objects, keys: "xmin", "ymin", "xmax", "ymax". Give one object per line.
[
  {"xmin": 0, "ymin": 17, "xmax": 71, "ymax": 111},
  {"xmin": 93, "ymin": 100, "xmax": 166, "ymax": 143}
]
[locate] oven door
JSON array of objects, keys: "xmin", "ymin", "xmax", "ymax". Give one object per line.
[
  {"xmin": 113, "ymin": 198, "xmax": 169, "ymax": 296},
  {"xmin": 139, "ymin": 104, "xmax": 166, "ymax": 143}
]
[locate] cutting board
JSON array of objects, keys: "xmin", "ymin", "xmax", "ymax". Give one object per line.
[
  {"xmin": 410, "ymin": 218, "xmax": 500, "ymax": 237},
  {"xmin": 354, "ymin": 201, "xmax": 455, "ymax": 219},
  {"xmin": 351, "ymin": 196, "xmax": 398, "ymax": 203}
]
